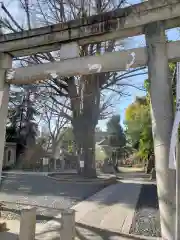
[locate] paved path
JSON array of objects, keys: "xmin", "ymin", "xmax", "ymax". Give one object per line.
[
  {"xmin": 0, "ymin": 172, "xmax": 105, "ymax": 222},
  {"xmin": 32, "ymin": 181, "xmax": 144, "ymax": 240},
  {"xmin": 0, "ymin": 171, "xmax": 158, "ymax": 240},
  {"xmin": 0, "ymin": 176, "xmax": 158, "ymax": 240},
  {"xmin": 73, "ymin": 181, "xmax": 142, "ymax": 234}
]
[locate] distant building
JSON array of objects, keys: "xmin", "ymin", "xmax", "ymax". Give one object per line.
[{"xmin": 3, "ymin": 142, "xmax": 17, "ymax": 169}]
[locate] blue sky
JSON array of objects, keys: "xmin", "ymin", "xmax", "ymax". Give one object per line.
[{"xmin": 2, "ymin": 0, "xmax": 180, "ymax": 131}]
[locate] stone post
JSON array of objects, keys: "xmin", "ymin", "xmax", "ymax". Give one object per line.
[
  {"xmin": 60, "ymin": 209, "xmax": 75, "ymax": 240},
  {"xmin": 145, "ymin": 21, "xmax": 176, "ymax": 239},
  {"xmin": 0, "ymin": 53, "xmax": 12, "ymax": 181},
  {"xmin": 19, "ymin": 207, "xmax": 36, "ymax": 240}
]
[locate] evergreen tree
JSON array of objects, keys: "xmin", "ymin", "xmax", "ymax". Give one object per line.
[
  {"xmin": 7, "ymin": 86, "xmax": 39, "ymax": 155},
  {"xmin": 107, "ymin": 115, "xmax": 126, "ymax": 171}
]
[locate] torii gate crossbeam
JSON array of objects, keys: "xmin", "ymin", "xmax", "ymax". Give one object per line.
[
  {"xmin": 0, "ymin": 0, "xmax": 180, "ymax": 57},
  {"xmin": 6, "ymin": 40, "xmax": 180, "ymax": 84}
]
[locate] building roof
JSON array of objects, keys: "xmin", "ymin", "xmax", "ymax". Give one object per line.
[{"xmin": 5, "ymin": 142, "xmax": 17, "ymax": 147}]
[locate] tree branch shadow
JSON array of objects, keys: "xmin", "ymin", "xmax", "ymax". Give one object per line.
[
  {"xmin": 2, "ymin": 206, "xmax": 54, "ymax": 222},
  {"xmin": 75, "ymin": 222, "xmax": 157, "ymax": 240},
  {"xmin": 0, "ymin": 231, "xmax": 18, "ymax": 240}
]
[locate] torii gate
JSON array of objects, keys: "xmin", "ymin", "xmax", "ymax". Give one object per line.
[{"xmin": 1, "ymin": 0, "xmax": 180, "ymax": 238}]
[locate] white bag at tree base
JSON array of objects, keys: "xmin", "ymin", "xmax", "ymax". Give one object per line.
[{"xmin": 169, "ymin": 62, "xmax": 180, "ymax": 169}]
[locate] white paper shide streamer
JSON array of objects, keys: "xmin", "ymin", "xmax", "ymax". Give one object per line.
[
  {"xmin": 169, "ymin": 63, "xmax": 180, "ymax": 169},
  {"xmin": 126, "ymin": 52, "xmax": 136, "ymax": 70},
  {"xmin": 88, "ymin": 64, "xmax": 102, "ymax": 73}
]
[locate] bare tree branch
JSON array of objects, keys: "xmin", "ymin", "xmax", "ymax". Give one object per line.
[{"xmin": 1, "ymin": 3, "xmax": 23, "ymax": 30}]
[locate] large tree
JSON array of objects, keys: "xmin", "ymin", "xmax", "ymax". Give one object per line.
[{"xmin": 1, "ymin": 0, "xmax": 146, "ymax": 177}]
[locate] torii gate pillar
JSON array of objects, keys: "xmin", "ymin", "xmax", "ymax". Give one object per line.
[
  {"xmin": 145, "ymin": 21, "xmax": 176, "ymax": 239},
  {"xmin": 0, "ymin": 53, "xmax": 12, "ymax": 181}
]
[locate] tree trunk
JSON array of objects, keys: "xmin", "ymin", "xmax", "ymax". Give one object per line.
[
  {"xmin": 68, "ymin": 74, "xmax": 100, "ymax": 178},
  {"xmin": 82, "ymin": 129, "xmax": 96, "ymax": 178},
  {"xmin": 74, "ymin": 124, "xmax": 96, "ymax": 178}
]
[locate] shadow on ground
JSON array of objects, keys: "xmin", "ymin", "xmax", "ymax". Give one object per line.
[
  {"xmin": 34, "ymin": 222, "xmax": 155, "ymax": 240},
  {"xmin": 0, "ymin": 173, "xmax": 159, "ymax": 224},
  {"xmin": 0, "ymin": 173, "xmax": 144, "ymax": 208},
  {"xmin": 0, "ymin": 173, "xmax": 108, "ymax": 210},
  {"xmin": 0, "ymin": 172, "xmax": 160, "ymax": 239},
  {"xmin": 0, "ymin": 173, "xmax": 106, "ymax": 199},
  {"xmin": 0, "ymin": 172, "xmax": 157, "ymax": 210},
  {"xmin": 2, "ymin": 206, "xmax": 54, "ymax": 222},
  {"xmin": 0, "ymin": 232, "xmax": 18, "ymax": 240},
  {"xmin": 75, "ymin": 222, "xmax": 154, "ymax": 240}
]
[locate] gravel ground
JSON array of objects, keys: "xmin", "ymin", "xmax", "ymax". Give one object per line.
[
  {"xmin": 129, "ymin": 184, "xmax": 161, "ymax": 237},
  {"xmin": 1, "ymin": 203, "xmax": 60, "ymax": 223},
  {"xmin": 0, "ymin": 172, "xmax": 106, "ymax": 223}
]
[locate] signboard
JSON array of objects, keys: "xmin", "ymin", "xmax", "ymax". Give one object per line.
[
  {"xmin": 80, "ymin": 161, "xmax": 84, "ymax": 168},
  {"xmin": 169, "ymin": 62, "xmax": 180, "ymax": 169},
  {"xmin": 43, "ymin": 158, "xmax": 49, "ymax": 166}
]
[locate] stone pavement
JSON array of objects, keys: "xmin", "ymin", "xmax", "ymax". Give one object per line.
[
  {"xmin": 33, "ymin": 181, "xmax": 142, "ymax": 238},
  {"xmin": 73, "ymin": 181, "xmax": 142, "ymax": 235},
  {"xmin": 0, "ymin": 180, "xmax": 149, "ymax": 240}
]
